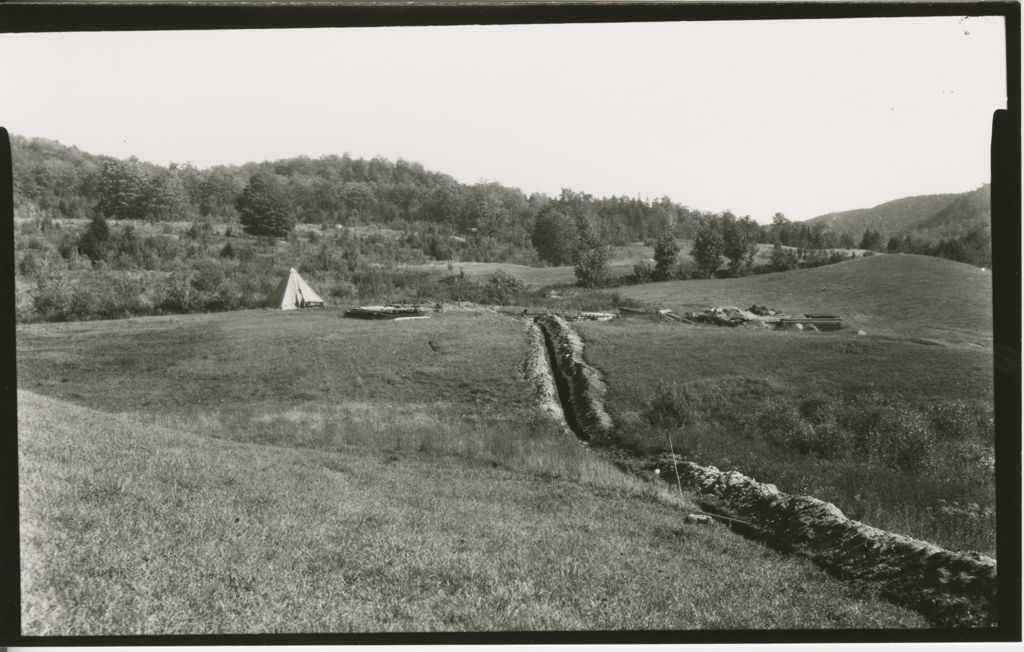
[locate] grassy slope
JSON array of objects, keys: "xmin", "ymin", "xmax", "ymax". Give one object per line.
[
  {"xmin": 578, "ymin": 255, "xmax": 995, "ymax": 553},
  {"xmin": 616, "ymin": 254, "xmax": 993, "ymax": 347},
  {"xmin": 18, "ymin": 328, "xmax": 927, "ymax": 633}
]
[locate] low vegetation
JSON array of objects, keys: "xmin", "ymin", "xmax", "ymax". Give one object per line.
[
  {"xmin": 17, "ymin": 312, "xmax": 927, "ymax": 633},
  {"xmin": 577, "ymin": 320, "xmax": 995, "ymax": 554}
]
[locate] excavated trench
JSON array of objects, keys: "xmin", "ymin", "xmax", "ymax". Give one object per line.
[{"xmin": 528, "ymin": 314, "xmax": 999, "ymax": 629}]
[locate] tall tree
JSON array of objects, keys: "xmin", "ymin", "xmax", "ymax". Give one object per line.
[
  {"xmin": 690, "ymin": 220, "xmax": 724, "ymax": 277},
  {"xmin": 721, "ymin": 213, "xmax": 760, "ymax": 275},
  {"xmin": 532, "ymin": 207, "xmax": 579, "ymax": 265},
  {"xmin": 95, "ymin": 157, "xmax": 152, "ymax": 220},
  {"xmin": 236, "ymin": 172, "xmax": 296, "ymax": 237},
  {"xmin": 149, "ymin": 165, "xmax": 192, "ymax": 222},
  {"xmin": 652, "ymin": 232, "xmax": 680, "ymax": 281},
  {"xmin": 572, "ymin": 213, "xmax": 611, "ymax": 287}
]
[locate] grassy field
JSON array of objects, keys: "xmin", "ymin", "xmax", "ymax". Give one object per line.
[
  {"xmin": 16, "ymin": 310, "xmax": 929, "ymax": 633},
  {"xmin": 399, "ymin": 241, "xmax": 812, "ymax": 288},
  {"xmin": 400, "ymin": 241, "xmax": 657, "ymax": 286},
  {"xmin": 577, "ymin": 256, "xmax": 996, "ymax": 554},
  {"xmin": 616, "ymin": 254, "xmax": 992, "ymax": 347}
]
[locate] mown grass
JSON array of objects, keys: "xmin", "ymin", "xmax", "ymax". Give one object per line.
[
  {"xmin": 19, "ymin": 390, "xmax": 927, "ymax": 634},
  {"xmin": 576, "ymin": 319, "xmax": 995, "ymax": 554},
  {"xmin": 616, "ymin": 254, "xmax": 992, "ymax": 347}
]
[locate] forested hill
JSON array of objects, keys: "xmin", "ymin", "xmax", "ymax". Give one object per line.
[
  {"xmin": 806, "ymin": 185, "xmax": 991, "ymax": 242},
  {"xmin": 10, "ymin": 132, "xmax": 716, "ymax": 264}
]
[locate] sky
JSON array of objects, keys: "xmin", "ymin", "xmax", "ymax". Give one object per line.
[{"xmin": 0, "ymin": 16, "xmax": 1007, "ymax": 222}]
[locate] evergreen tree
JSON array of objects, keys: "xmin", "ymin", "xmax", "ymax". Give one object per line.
[
  {"xmin": 859, "ymin": 229, "xmax": 884, "ymax": 251},
  {"xmin": 236, "ymin": 172, "xmax": 296, "ymax": 237},
  {"xmin": 77, "ymin": 214, "xmax": 111, "ymax": 262}
]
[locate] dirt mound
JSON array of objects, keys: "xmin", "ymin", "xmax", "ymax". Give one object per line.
[
  {"xmin": 522, "ymin": 323, "xmax": 570, "ymax": 429},
  {"xmin": 534, "ymin": 314, "xmax": 613, "ymax": 441},
  {"xmin": 651, "ymin": 456, "xmax": 998, "ymax": 627}
]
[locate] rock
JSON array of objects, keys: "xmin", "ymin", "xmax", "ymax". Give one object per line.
[
  {"xmin": 686, "ymin": 514, "xmax": 714, "ymax": 525},
  {"xmin": 857, "ymin": 329, "xmax": 867, "ymax": 336},
  {"xmin": 794, "ymin": 323, "xmax": 805, "ymax": 331}
]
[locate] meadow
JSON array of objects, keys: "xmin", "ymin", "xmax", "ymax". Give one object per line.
[
  {"xmin": 617, "ymin": 254, "xmax": 992, "ymax": 346},
  {"xmin": 16, "ymin": 308, "xmax": 928, "ymax": 633},
  {"xmin": 399, "ymin": 241, "xmax": 796, "ymax": 288},
  {"xmin": 581, "ymin": 254, "xmax": 996, "ymax": 554}
]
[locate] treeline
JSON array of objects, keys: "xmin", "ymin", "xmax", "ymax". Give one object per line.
[
  {"xmin": 13, "ymin": 133, "xmax": 989, "ymax": 283},
  {"xmin": 14, "ymin": 214, "xmax": 642, "ymax": 322},
  {"xmin": 771, "ymin": 213, "xmax": 990, "ymax": 268},
  {"xmin": 12, "ymin": 134, "xmax": 716, "ymax": 267},
  {"xmin": 882, "ymin": 227, "xmax": 991, "ymax": 268}
]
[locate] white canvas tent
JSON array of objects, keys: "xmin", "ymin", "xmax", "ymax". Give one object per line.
[{"xmin": 268, "ymin": 268, "xmax": 325, "ymax": 310}]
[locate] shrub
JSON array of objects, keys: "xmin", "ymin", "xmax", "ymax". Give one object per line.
[
  {"xmin": 90, "ymin": 274, "xmax": 152, "ymax": 319},
  {"xmin": 327, "ymin": 280, "xmax": 359, "ymax": 301},
  {"xmin": 862, "ymin": 405, "xmax": 938, "ymax": 474},
  {"xmin": 159, "ymin": 272, "xmax": 196, "ymax": 313},
  {"xmin": 485, "ymin": 270, "xmax": 526, "ymax": 304},
  {"xmin": 929, "ymin": 399, "xmax": 988, "ymax": 442},
  {"xmin": 33, "ymin": 274, "xmax": 78, "ymax": 321},
  {"xmin": 190, "ymin": 259, "xmax": 228, "ymax": 293},
  {"xmin": 145, "ymin": 235, "xmax": 183, "ymax": 264},
  {"xmin": 632, "ymin": 259, "xmax": 654, "ymax": 283},
  {"xmin": 573, "ymin": 245, "xmax": 612, "ymax": 288},
  {"xmin": 18, "ymin": 251, "xmax": 46, "ymax": 277},
  {"xmin": 644, "ymin": 383, "xmax": 693, "ymax": 429}
]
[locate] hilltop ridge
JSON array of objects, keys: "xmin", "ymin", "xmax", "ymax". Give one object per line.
[{"xmin": 806, "ymin": 185, "xmax": 990, "ymax": 241}]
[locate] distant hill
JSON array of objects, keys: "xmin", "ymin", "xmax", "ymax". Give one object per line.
[{"xmin": 806, "ymin": 185, "xmax": 990, "ymax": 241}]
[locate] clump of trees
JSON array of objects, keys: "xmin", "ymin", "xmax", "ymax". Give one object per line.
[
  {"xmin": 885, "ymin": 226, "xmax": 991, "ymax": 268},
  {"xmin": 689, "ymin": 213, "xmax": 760, "ymax": 278}
]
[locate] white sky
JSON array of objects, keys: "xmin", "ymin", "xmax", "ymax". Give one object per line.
[{"xmin": 0, "ymin": 17, "xmax": 1006, "ymax": 222}]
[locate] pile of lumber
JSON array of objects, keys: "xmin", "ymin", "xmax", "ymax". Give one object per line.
[{"xmin": 344, "ymin": 305, "xmax": 429, "ymax": 320}]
